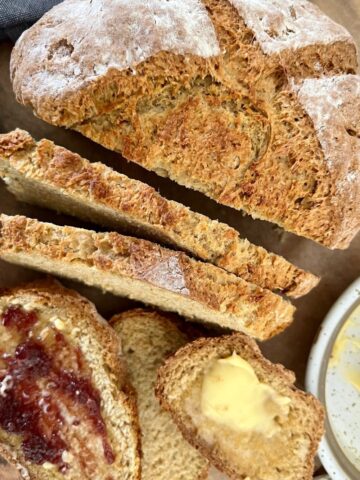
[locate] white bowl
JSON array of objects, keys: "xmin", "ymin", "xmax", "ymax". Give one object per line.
[{"xmin": 306, "ymin": 277, "xmax": 360, "ymax": 479}]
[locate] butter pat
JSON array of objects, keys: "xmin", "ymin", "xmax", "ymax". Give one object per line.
[{"xmin": 201, "ymin": 353, "xmax": 290, "ymax": 437}]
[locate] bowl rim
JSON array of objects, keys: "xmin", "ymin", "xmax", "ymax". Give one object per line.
[{"xmin": 306, "ymin": 276, "xmax": 360, "ymax": 480}]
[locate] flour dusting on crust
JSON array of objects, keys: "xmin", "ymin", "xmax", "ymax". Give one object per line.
[
  {"xmin": 11, "ymin": 0, "xmax": 220, "ymax": 101},
  {"xmin": 229, "ymin": 0, "xmax": 353, "ymax": 54},
  {"xmin": 293, "ymin": 75, "xmax": 360, "ymax": 199},
  {"xmin": 131, "ymin": 247, "xmax": 190, "ymax": 296}
]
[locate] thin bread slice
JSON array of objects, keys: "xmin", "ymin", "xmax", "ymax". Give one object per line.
[
  {"xmin": 156, "ymin": 335, "xmax": 324, "ymax": 480},
  {"xmin": 110, "ymin": 309, "xmax": 209, "ymax": 479},
  {"xmin": 0, "ymin": 129, "xmax": 319, "ymax": 298},
  {"xmin": 0, "ymin": 278, "xmax": 141, "ymax": 480},
  {"xmin": 0, "ymin": 215, "xmax": 294, "ymax": 340}
]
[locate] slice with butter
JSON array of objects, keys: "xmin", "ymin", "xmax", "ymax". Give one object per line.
[
  {"xmin": 156, "ymin": 334, "xmax": 324, "ymax": 480},
  {"xmin": 201, "ymin": 353, "xmax": 291, "ymax": 437}
]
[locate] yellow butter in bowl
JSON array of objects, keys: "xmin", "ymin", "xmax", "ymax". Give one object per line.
[{"xmin": 201, "ymin": 352, "xmax": 290, "ymax": 437}]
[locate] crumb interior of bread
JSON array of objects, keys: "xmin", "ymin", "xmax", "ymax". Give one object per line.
[
  {"xmin": 0, "ymin": 296, "xmax": 137, "ymax": 480},
  {"xmin": 2, "ymin": 171, "xmax": 148, "ymax": 238},
  {"xmin": 181, "ymin": 369, "xmax": 311, "ymax": 480},
  {"xmin": 0, "ymin": 251, "xmax": 266, "ymax": 337},
  {"xmin": 1, "ymin": 157, "xmax": 318, "ymax": 297},
  {"xmin": 1, "ymin": 163, "xmax": 231, "ymax": 264},
  {"xmin": 116, "ymin": 316, "xmax": 208, "ymax": 480}
]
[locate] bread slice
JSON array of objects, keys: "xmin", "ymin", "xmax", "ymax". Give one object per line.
[
  {"xmin": 156, "ymin": 334, "xmax": 325, "ymax": 480},
  {"xmin": 0, "ymin": 214, "xmax": 294, "ymax": 340},
  {"xmin": 0, "ymin": 129, "xmax": 318, "ymax": 298},
  {"xmin": 10, "ymin": 0, "xmax": 359, "ymax": 248},
  {"xmin": 110, "ymin": 309, "xmax": 209, "ymax": 479},
  {"xmin": 0, "ymin": 278, "xmax": 141, "ymax": 480}
]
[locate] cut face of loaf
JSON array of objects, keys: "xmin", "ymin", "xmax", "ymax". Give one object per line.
[
  {"xmin": 0, "ymin": 278, "xmax": 141, "ymax": 480},
  {"xmin": 0, "ymin": 215, "xmax": 295, "ymax": 341},
  {"xmin": 0, "ymin": 129, "xmax": 319, "ymax": 298},
  {"xmin": 110, "ymin": 309, "xmax": 209, "ymax": 480},
  {"xmin": 156, "ymin": 335, "xmax": 325, "ymax": 480},
  {"xmin": 10, "ymin": 0, "xmax": 360, "ymax": 248}
]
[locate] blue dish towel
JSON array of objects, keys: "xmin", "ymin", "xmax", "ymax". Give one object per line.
[{"xmin": 0, "ymin": 0, "xmax": 61, "ymax": 41}]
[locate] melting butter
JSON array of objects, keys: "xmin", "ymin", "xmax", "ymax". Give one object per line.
[{"xmin": 201, "ymin": 352, "xmax": 291, "ymax": 437}]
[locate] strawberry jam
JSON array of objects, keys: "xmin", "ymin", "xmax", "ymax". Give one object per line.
[
  {"xmin": 0, "ymin": 305, "xmax": 115, "ymax": 472},
  {"xmin": 2, "ymin": 306, "xmax": 37, "ymax": 332}
]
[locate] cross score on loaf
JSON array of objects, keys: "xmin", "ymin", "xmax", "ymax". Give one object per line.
[{"xmin": 10, "ymin": 0, "xmax": 360, "ymax": 248}]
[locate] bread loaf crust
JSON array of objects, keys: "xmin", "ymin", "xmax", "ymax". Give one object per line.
[
  {"xmin": 10, "ymin": 0, "xmax": 359, "ymax": 248},
  {"xmin": 0, "ymin": 214, "xmax": 295, "ymax": 340},
  {"xmin": 0, "ymin": 129, "xmax": 319, "ymax": 297}
]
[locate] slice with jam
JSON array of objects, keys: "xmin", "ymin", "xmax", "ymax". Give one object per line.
[{"xmin": 0, "ymin": 279, "xmax": 140, "ymax": 480}]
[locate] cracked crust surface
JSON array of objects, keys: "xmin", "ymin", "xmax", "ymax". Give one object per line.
[
  {"xmin": 0, "ymin": 129, "xmax": 319, "ymax": 297},
  {"xmin": 10, "ymin": 0, "xmax": 360, "ymax": 248},
  {"xmin": 156, "ymin": 334, "xmax": 325, "ymax": 480},
  {"xmin": 0, "ymin": 215, "xmax": 295, "ymax": 340},
  {"xmin": 0, "ymin": 278, "xmax": 141, "ymax": 480}
]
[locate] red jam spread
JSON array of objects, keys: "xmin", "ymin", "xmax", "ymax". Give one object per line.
[
  {"xmin": 0, "ymin": 305, "xmax": 114, "ymax": 473},
  {"xmin": 2, "ymin": 306, "xmax": 37, "ymax": 332}
]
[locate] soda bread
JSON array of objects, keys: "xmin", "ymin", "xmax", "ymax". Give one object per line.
[
  {"xmin": 10, "ymin": 0, "xmax": 360, "ymax": 248},
  {"xmin": 111, "ymin": 309, "xmax": 209, "ymax": 479},
  {"xmin": 0, "ymin": 278, "xmax": 141, "ymax": 480},
  {"xmin": 0, "ymin": 215, "xmax": 295, "ymax": 340},
  {"xmin": 156, "ymin": 334, "xmax": 325, "ymax": 480},
  {"xmin": 0, "ymin": 129, "xmax": 318, "ymax": 298}
]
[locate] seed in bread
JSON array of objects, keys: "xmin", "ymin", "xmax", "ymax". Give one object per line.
[
  {"xmin": 156, "ymin": 334, "xmax": 325, "ymax": 480},
  {"xmin": 0, "ymin": 129, "xmax": 319, "ymax": 298},
  {"xmin": 111, "ymin": 309, "xmax": 209, "ymax": 480},
  {"xmin": 10, "ymin": 0, "xmax": 360, "ymax": 248},
  {"xmin": 0, "ymin": 278, "xmax": 141, "ymax": 480},
  {"xmin": 0, "ymin": 215, "xmax": 295, "ymax": 341}
]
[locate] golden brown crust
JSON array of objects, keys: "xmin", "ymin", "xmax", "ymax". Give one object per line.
[
  {"xmin": 156, "ymin": 334, "xmax": 325, "ymax": 480},
  {"xmin": 0, "ymin": 129, "xmax": 319, "ymax": 297},
  {"xmin": 0, "ymin": 215, "xmax": 295, "ymax": 340},
  {"xmin": 0, "ymin": 278, "xmax": 142, "ymax": 480},
  {"xmin": 10, "ymin": 0, "xmax": 359, "ymax": 249}
]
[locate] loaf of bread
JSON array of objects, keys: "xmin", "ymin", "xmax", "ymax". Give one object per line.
[
  {"xmin": 0, "ymin": 129, "xmax": 318, "ymax": 298},
  {"xmin": 0, "ymin": 278, "xmax": 141, "ymax": 480},
  {"xmin": 156, "ymin": 334, "xmax": 325, "ymax": 480},
  {"xmin": 111, "ymin": 309, "xmax": 209, "ymax": 480},
  {"xmin": 10, "ymin": 0, "xmax": 360, "ymax": 248},
  {"xmin": 0, "ymin": 215, "xmax": 295, "ymax": 340}
]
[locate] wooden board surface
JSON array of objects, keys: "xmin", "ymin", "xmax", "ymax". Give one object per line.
[{"xmin": 0, "ymin": 1, "xmax": 359, "ymax": 478}]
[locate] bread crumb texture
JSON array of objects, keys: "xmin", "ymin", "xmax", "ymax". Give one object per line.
[
  {"xmin": 111, "ymin": 309, "xmax": 209, "ymax": 480},
  {"xmin": 0, "ymin": 129, "xmax": 319, "ymax": 297},
  {"xmin": 0, "ymin": 214, "xmax": 295, "ymax": 340}
]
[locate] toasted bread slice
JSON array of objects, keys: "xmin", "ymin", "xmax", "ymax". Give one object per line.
[
  {"xmin": 111, "ymin": 309, "xmax": 209, "ymax": 479},
  {"xmin": 0, "ymin": 129, "xmax": 318, "ymax": 298},
  {"xmin": 0, "ymin": 215, "xmax": 295, "ymax": 340},
  {"xmin": 0, "ymin": 278, "xmax": 141, "ymax": 480},
  {"xmin": 156, "ymin": 335, "xmax": 324, "ymax": 480}
]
